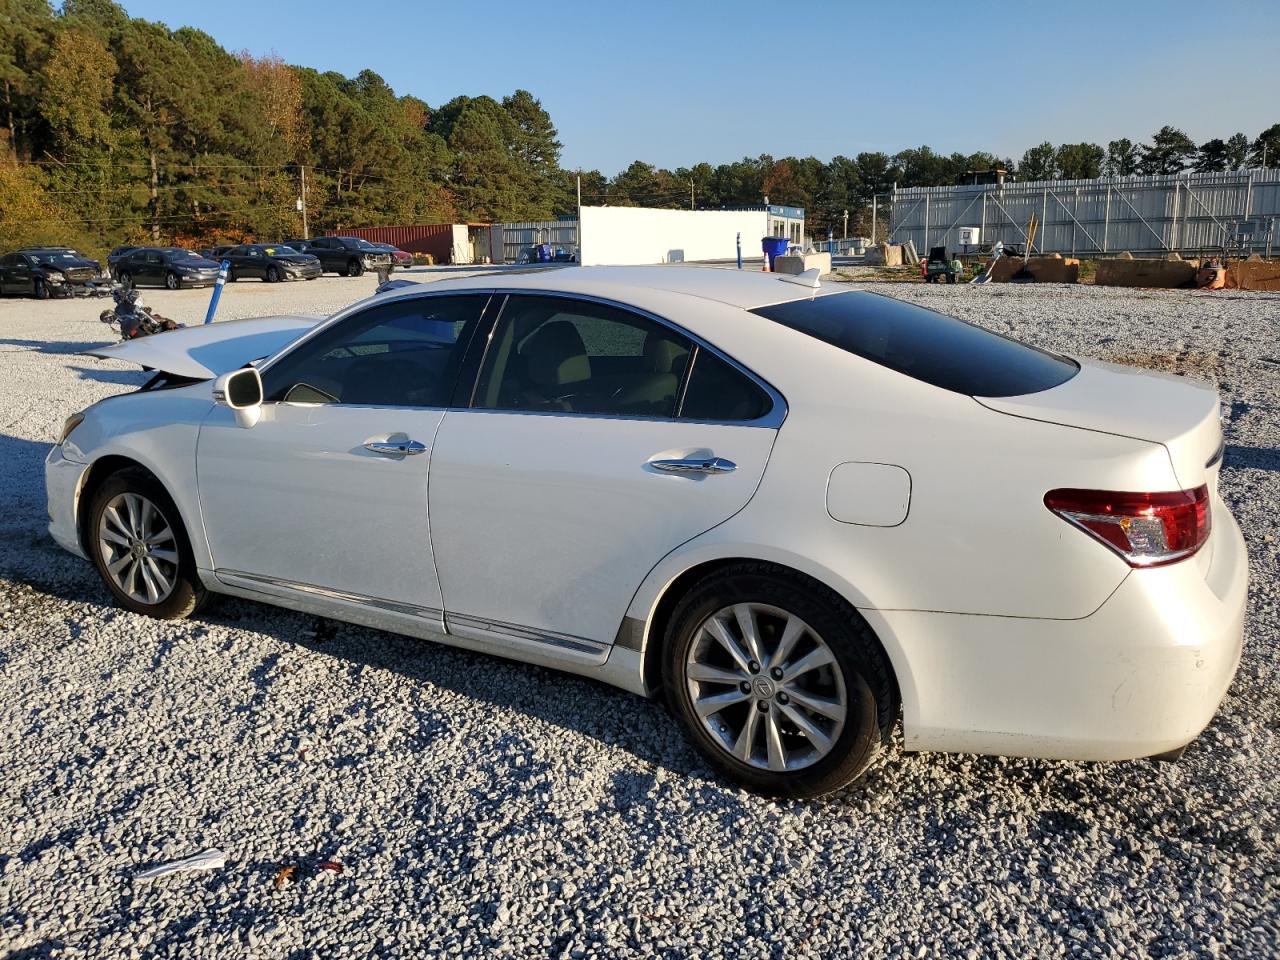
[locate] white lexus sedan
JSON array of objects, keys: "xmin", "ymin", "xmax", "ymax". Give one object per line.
[{"xmin": 46, "ymin": 267, "xmax": 1247, "ymax": 797}]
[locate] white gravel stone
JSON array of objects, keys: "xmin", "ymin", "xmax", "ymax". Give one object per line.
[{"xmin": 0, "ymin": 274, "xmax": 1277, "ymax": 958}]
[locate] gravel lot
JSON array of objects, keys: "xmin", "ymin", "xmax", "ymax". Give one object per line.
[{"xmin": 1, "ymin": 273, "xmax": 1277, "ymax": 959}]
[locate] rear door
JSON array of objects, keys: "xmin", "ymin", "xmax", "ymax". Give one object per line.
[{"xmin": 429, "ymin": 293, "xmax": 781, "ymax": 650}]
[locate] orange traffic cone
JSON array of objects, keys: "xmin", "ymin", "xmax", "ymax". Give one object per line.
[{"xmin": 762, "ymin": 250, "xmax": 771, "ymax": 272}]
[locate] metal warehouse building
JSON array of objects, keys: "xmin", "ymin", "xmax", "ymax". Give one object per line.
[{"xmin": 889, "ymin": 169, "xmax": 1280, "ymax": 257}]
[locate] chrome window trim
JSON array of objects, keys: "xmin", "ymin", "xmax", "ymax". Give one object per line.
[
  {"xmin": 470, "ymin": 288, "xmax": 788, "ymax": 429},
  {"xmin": 251, "ymin": 285, "xmax": 787, "ymax": 428}
]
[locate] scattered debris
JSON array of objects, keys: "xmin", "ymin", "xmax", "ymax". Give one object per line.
[
  {"xmin": 318, "ymin": 860, "xmax": 344, "ymax": 875},
  {"xmin": 273, "ymin": 866, "xmax": 297, "ymax": 889},
  {"xmin": 135, "ymin": 848, "xmax": 226, "ymax": 880}
]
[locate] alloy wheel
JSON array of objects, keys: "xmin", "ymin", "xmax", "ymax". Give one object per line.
[
  {"xmin": 166, "ymin": 272, "xmax": 179, "ymax": 289},
  {"xmin": 97, "ymin": 492, "xmax": 179, "ymax": 605},
  {"xmin": 684, "ymin": 603, "xmax": 848, "ymax": 772}
]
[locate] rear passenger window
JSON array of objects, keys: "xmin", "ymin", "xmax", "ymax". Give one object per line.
[
  {"xmin": 679, "ymin": 349, "xmax": 773, "ymax": 422},
  {"xmin": 474, "ymin": 295, "xmax": 692, "ymax": 417}
]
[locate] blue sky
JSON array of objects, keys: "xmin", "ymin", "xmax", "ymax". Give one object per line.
[{"xmin": 116, "ymin": 0, "xmax": 1279, "ymax": 174}]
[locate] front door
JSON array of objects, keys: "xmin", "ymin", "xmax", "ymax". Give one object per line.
[
  {"xmin": 429, "ymin": 294, "xmax": 781, "ymax": 650},
  {"xmin": 195, "ymin": 293, "xmax": 489, "ymax": 625}
]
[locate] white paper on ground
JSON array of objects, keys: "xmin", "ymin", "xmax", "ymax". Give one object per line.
[{"xmin": 134, "ymin": 848, "xmax": 227, "ymax": 880}]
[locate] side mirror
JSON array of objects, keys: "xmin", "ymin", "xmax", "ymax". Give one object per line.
[{"xmin": 213, "ymin": 366, "xmax": 263, "ymax": 428}]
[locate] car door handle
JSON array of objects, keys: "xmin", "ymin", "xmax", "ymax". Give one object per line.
[
  {"xmin": 649, "ymin": 456, "xmax": 737, "ymax": 475},
  {"xmin": 364, "ymin": 439, "xmax": 427, "ymax": 456}
]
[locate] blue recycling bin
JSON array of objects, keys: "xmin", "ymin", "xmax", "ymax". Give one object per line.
[{"xmin": 761, "ymin": 236, "xmax": 789, "ymax": 270}]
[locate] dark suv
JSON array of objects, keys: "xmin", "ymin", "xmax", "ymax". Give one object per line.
[
  {"xmin": 294, "ymin": 236, "xmax": 393, "ymax": 276},
  {"xmin": 0, "ymin": 247, "xmax": 111, "ymax": 299}
]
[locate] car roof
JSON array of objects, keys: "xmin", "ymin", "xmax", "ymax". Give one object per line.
[{"xmin": 384, "ymin": 265, "xmax": 843, "ymax": 310}]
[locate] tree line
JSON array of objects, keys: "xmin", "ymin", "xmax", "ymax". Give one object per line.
[{"xmin": 2, "ymin": 0, "xmax": 1278, "ymax": 254}]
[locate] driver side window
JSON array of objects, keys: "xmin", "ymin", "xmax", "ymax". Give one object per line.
[{"xmin": 261, "ymin": 295, "xmax": 487, "ymax": 407}]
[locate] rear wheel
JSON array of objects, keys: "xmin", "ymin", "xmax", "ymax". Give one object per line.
[
  {"xmin": 664, "ymin": 564, "xmax": 892, "ymax": 798},
  {"xmin": 88, "ymin": 469, "xmax": 207, "ymax": 620},
  {"xmin": 165, "ymin": 271, "xmax": 181, "ymax": 290}
]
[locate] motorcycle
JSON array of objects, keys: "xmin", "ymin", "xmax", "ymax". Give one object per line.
[{"xmin": 99, "ymin": 285, "xmax": 184, "ymax": 340}]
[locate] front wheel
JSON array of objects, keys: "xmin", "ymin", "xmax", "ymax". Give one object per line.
[
  {"xmin": 664, "ymin": 564, "xmax": 894, "ymax": 798},
  {"xmin": 118, "ymin": 271, "xmax": 133, "ymax": 289},
  {"xmin": 165, "ymin": 271, "xmax": 180, "ymax": 290},
  {"xmin": 33, "ymin": 279, "xmax": 50, "ymax": 300},
  {"xmin": 88, "ymin": 469, "xmax": 207, "ymax": 620},
  {"xmin": 265, "ymin": 265, "xmax": 280, "ymax": 283},
  {"xmin": 346, "ymin": 258, "xmax": 364, "ymax": 277}
]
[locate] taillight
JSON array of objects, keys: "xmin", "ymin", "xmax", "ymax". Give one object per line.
[{"xmin": 1044, "ymin": 485, "xmax": 1210, "ymax": 568}]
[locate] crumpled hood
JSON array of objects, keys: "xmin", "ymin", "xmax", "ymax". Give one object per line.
[{"xmin": 83, "ymin": 313, "xmax": 323, "ymax": 379}]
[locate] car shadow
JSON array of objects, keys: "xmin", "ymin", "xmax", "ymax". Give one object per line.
[
  {"xmin": 0, "ymin": 337, "xmax": 114, "ymax": 355},
  {"xmin": 1225, "ymin": 443, "xmax": 1280, "ymax": 473},
  {"xmin": 64, "ymin": 364, "xmax": 149, "ymax": 387}
]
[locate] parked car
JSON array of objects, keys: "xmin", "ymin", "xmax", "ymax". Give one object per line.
[
  {"xmin": 51, "ymin": 268, "xmax": 1247, "ymax": 798},
  {"xmin": 107, "ymin": 246, "xmax": 141, "ymax": 271},
  {"xmin": 223, "ymin": 244, "xmax": 321, "ymax": 282},
  {"xmin": 367, "ymin": 242, "xmax": 413, "ymax": 269},
  {"xmin": 298, "ymin": 236, "xmax": 393, "ymax": 276},
  {"xmin": 114, "ymin": 247, "xmax": 223, "ymax": 290},
  {"xmin": 0, "ymin": 247, "xmax": 112, "ymax": 299}
]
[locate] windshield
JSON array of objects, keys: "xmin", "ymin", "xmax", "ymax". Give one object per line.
[
  {"xmin": 262, "ymin": 245, "xmax": 299, "ymax": 256},
  {"xmin": 161, "ymin": 248, "xmax": 201, "ymax": 260},
  {"xmin": 751, "ymin": 292, "xmax": 1078, "ymax": 398},
  {"xmin": 29, "ymin": 250, "xmax": 83, "ymax": 266},
  {"xmin": 344, "ymin": 238, "xmax": 378, "ymax": 250}
]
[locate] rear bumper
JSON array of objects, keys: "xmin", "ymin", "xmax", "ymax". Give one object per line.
[
  {"xmin": 869, "ymin": 504, "xmax": 1248, "ymax": 761},
  {"xmin": 45, "ymin": 444, "xmax": 90, "ymax": 560}
]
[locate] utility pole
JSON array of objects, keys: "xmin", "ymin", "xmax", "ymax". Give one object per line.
[
  {"xmin": 300, "ymin": 164, "xmax": 309, "ymax": 239},
  {"xmin": 576, "ymin": 174, "xmax": 582, "ymax": 260},
  {"xmin": 842, "ymin": 208, "xmax": 848, "ymax": 239},
  {"xmin": 690, "ymin": 179, "xmax": 695, "ymax": 210},
  {"xmin": 871, "ymin": 196, "xmax": 877, "ymax": 244}
]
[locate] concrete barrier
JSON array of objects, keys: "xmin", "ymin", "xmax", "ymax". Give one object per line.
[
  {"xmin": 774, "ymin": 252, "xmax": 832, "ymax": 276},
  {"xmin": 1227, "ymin": 257, "xmax": 1280, "ymax": 291},
  {"xmin": 1095, "ymin": 254, "xmax": 1197, "ymax": 289},
  {"xmin": 988, "ymin": 253, "xmax": 1080, "ymax": 284}
]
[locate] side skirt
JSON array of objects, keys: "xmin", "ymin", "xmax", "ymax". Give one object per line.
[{"xmin": 206, "ymin": 570, "xmax": 647, "ymax": 692}]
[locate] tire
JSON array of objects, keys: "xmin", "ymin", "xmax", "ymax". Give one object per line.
[
  {"xmin": 266, "ymin": 265, "xmax": 280, "ymax": 283},
  {"xmin": 663, "ymin": 563, "xmax": 894, "ymax": 799},
  {"xmin": 118, "ymin": 271, "xmax": 133, "ymax": 289},
  {"xmin": 87, "ymin": 468, "xmax": 208, "ymax": 620},
  {"xmin": 347, "ymin": 258, "xmax": 364, "ymax": 277},
  {"xmin": 165, "ymin": 271, "xmax": 181, "ymax": 290},
  {"xmin": 34, "ymin": 279, "xmax": 50, "ymax": 300}
]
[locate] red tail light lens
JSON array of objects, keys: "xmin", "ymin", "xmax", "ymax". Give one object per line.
[{"xmin": 1044, "ymin": 485, "xmax": 1210, "ymax": 568}]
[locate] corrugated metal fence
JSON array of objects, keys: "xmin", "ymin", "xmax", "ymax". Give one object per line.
[
  {"xmin": 503, "ymin": 220, "xmax": 578, "ymax": 262},
  {"xmin": 889, "ymin": 169, "xmax": 1280, "ymax": 257}
]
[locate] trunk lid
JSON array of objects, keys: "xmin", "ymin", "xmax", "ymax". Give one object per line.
[
  {"xmin": 976, "ymin": 359, "xmax": 1223, "ymax": 490},
  {"xmin": 83, "ymin": 313, "xmax": 322, "ymax": 379}
]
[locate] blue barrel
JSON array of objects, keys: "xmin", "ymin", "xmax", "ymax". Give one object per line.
[{"xmin": 761, "ymin": 236, "xmax": 789, "ymax": 270}]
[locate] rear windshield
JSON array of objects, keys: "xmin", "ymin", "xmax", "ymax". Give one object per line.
[{"xmin": 751, "ymin": 292, "xmax": 1078, "ymax": 397}]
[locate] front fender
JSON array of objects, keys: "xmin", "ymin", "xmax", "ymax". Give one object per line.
[{"xmin": 66, "ymin": 389, "xmax": 215, "ymax": 568}]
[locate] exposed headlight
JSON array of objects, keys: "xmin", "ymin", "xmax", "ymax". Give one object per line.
[
  {"xmin": 45, "ymin": 272, "xmax": 65, "ymax": 284},
  {"xmin": 58, "ymin": 412, "xmax": 85, "ymax": 445}
]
